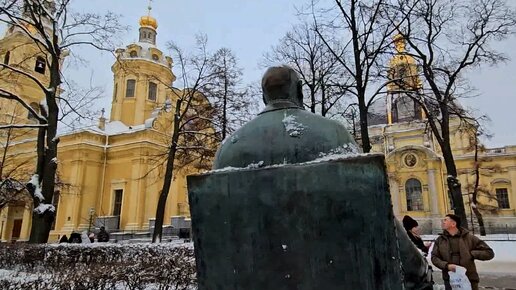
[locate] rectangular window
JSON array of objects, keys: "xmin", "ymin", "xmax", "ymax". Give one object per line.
[
  {"xmin": 11, "ymin": 219, "xmax": 22, "ymax": 239},
  {"xmin": 3, "ymin": 51, "xmax": 10, "ymax": 65},
  {"xmin": 148, "ymin": 82, "xmax": 157, "ymax": 101},
  {"xmin": 113, "ymin": 83, "xmax": 118, "ymax": 101},
  {"xmin": 35, "ymin": 57, "xmax": 46, "ymax": 74},
  {"xmin": 125, "ymin": 79, "xmax": 136, "ymax": 98},
  {"xmin": 406, "ymin": 178, "xmax": 424, "ymax": 211},
  {"xmin": 496, "ymin": 188, "xmax": 510, "ymax": 209},
  {"xmin": 113, "ymin": 189, "xmax": 123, "ymax": 216}
]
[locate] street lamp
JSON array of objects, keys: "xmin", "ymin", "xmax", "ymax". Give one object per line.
[{"xmin": 0, "ymin": 212, "xmax": 7, "ymax": 242}]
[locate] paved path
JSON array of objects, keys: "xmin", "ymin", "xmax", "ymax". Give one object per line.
[{"xmin": 431, "ymin": 261, "xmax": 516, "ymax": 289}]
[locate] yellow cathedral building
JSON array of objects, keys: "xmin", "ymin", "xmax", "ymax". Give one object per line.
[
  {"xmin": 368, "ymin": 35, "xmax": 516, "ymax": 233},
  {"xmin": 0, "ymin": 10, "xmax": 196, "ymax": 242},
  {"xmin": 0, "ymin": 7, "xmax": 515, "ymax": 243}
]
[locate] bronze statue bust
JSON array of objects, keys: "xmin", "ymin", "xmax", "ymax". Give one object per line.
[{"xmin": 213, "ymin": 66, "xmax": 358, "ymax": 169}]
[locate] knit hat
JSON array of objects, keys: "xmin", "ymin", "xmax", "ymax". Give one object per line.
[{"xmin": 402, "ymin": 215, "xmax": 418, "ymax": 231}]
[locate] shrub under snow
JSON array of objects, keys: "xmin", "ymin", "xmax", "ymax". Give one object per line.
[{"xmin": 0, "ymin": 242, "xmax": 196, "ymax": 290}]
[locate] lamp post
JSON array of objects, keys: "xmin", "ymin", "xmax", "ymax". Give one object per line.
[
  {"xmin": 88, "ymin": 207, "xmax": 95, "ymax": 233},
  {"xmin": 0, "ymin": 213, "xmax": 6, "ymax": 242}
]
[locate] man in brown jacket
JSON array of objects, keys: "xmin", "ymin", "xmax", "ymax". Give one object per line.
[{"xmin": 431, "ymin": 214, "xmax": 494, "ymax": 290}]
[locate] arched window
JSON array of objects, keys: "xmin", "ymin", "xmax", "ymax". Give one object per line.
[
  {"xmin": 393, "ymin": 96, "xmax": 422, "ymax": 123},
  {"xmin": 129, "ymin": 51, "xmax": 137, "ymax": 58},
  {"xmin": 28, "ymin": 102, "xmax": 40, "ymax": 120},
  {"xmin": 152, "ymin": 54, "xmax": 159, "ymax": 61},
  {"xmin": 125, "ymin": 79, "xmax": 136, "ymax": 98},
  {"xmin": 406, "ymin": 178, "xmax": 423, "ymax": 211},
  {"xmin": 3, "ymin": 51, "xmax": 10, "ymax": 65},
  {"xmin": 35, "ymin": 56, "xmax": 46, "ymax": 74},
  {"xmin": 148, "ymin": 82, "xmax": 157, "ymax": 101}
]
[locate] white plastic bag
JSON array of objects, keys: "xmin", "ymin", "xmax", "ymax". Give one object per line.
[{"xmin": 448, "ymin": 266, "xmax": 471, "ymax": 290}]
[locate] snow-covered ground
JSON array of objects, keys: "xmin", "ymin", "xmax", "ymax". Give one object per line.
[{"xmin": 0, "ymin": 239, "xmax": 514, "ymax": 289}]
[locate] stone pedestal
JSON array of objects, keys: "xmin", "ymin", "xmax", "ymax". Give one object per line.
[{"xmin": 187, "ymin": 155, "xmax": 404, "ymax": 290}]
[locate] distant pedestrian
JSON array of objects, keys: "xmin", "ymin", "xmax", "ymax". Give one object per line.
[
  {"xmin": 59, "ymin": 235, "xmax": 68, "ymax": 243},
  {"xmin": 402, "ymin": 215, "xmax": 430, "ymax": 254},
  {"xmin": 97, "ymin": 226, "xmax": 110, "ymax": 242},
  {"xmin": 431, "ymin": 214, "xmax": 494, "ymax": 290},
  {"xmin": 81, "ymin": 231, "xmax": 91, "ymax": 244},
  {"xmin": 89, "ymin": 232, "xmax": 95, "ymax": 243},
  {"xmin": 69, "ymin": 232, "xmax": 82, "ymax": 243}
]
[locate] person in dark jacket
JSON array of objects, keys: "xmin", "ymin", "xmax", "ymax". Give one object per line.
[
  {"xmin": 97, "ymin": 226, "xmax": 110, "ymax": 242},
  {"xmin": 68, "ymin": 232, "xmax": 82, "ymax": 243},
  {"xmin": 431, "ymin": 214, "xmax": 494, "ymax": 290},
  {"xmin": 403, "ymin": 215, "xmax": 429, "ymax": 254},
  {"xmin": 59, "ymin": 235, "xmax": 68, "ymax": 243}
]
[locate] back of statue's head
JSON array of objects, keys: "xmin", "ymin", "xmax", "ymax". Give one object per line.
[{"xmin": 261, "ymin": 66, "xmax": 303, "ymax": 107}]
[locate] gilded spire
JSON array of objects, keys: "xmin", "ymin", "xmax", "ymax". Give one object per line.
[{"xmin": 139, "ymin": 0, "xmax": 158, "ymax": 30}]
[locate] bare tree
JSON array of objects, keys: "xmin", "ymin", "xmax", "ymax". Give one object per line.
[
  {"xmin": 263, "ymin": 21, "xmax": 350, "ymax": 117},
  {"xmin": 311, "ymin": 0, "xmax": 401, "ymax": 152},
  {"xmin": 203, "ymin": 47, "xmax": 254, "ymax": 141},
  {"xmin": 0, "ymin": 107, "xmax": 33, "ymax": 210},
  {"xmin": 391, "ymin": 0, "xmax": 516, "ymax": 227},
  {"xmin": 468, "ymin": 132, "xmax": 488, "ymax": 235},
  {"xmin": 464, "ymin": 127, "xmax": 505, "ymax": 236},
  {"xmin": 152, "ymin": 36, "xmax": 219, "ymax": 243},
  {"xmin": 0, "ymin": 0, "xmax": 125, "ymax": 243},
  {"xmin": 58, "ymin": 79, "xmax": 105, "ymax": 132}
]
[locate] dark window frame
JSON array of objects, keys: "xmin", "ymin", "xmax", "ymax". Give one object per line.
[
  {"xmin": 35, "ymin": 56, "xmax": 46, "ymax": 74},
  {"xmin": 113, "ymin": 189, "xmax": 123, "ymax": 216},
  {"xmin": 125, "ymin": 79, "xmax": 136, "ymax": 98},
  {"xmin": 148, "ymin": 81, "xmax": 157, "ymax": 101},
  {"xmin": 406, "ymin": 178, "xmax": 424, "ymax": 211},
  {"xmin": 3, "ymin": 51, "xmax": 10, "ymax": 65},
  {"xmin": 496, "ymin": 188, "xmax": 511, "ymax": 209},
  {"xmin": 27, "ymin": 102, "xmax": 40, "ymax": 120}
]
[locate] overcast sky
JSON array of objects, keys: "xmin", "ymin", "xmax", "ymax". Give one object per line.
[{"xmin": 4, "ymin": 0, "xmax": 516, "ymax": 147}]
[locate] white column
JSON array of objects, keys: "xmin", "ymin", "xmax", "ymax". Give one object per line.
[
  {"xmin": 390, "ymin": 179, "xmax": 401, "ymax": 216},
  {"xmin": 427, "ymin": 169, "xmax": 440, "ymax": 216}
]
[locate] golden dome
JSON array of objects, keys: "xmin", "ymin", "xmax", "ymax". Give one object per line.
[
  {"xmin": 393, "ymin": 33, "xmax": 406, "ymax": 53},
  {"xmin": 139, "ymin": 15, "xmax": 158, "ymax": 30}
]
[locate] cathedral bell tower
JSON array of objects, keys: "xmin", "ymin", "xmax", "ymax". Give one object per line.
[
  {"xmin": 109, "ymin": 3, "xmax": 175, "ymax": 126},
  {"xmin": 386, "ymin": 34, "xmax": 424, "ymax": 124},
  {"xmin": 0, "ymin": 0, "xmax": 59, "ymax": 127}
]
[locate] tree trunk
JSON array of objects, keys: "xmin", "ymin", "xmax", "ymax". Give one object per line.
[
  {"xmin": 222, "ymin": 68, "xmax": 228, "ymax": 140},
  {"xmin": 442, "ymin": 144, "xmax": 468, "ymax": 230},
  {"xmin": 309, "ymin": 84, "xmax": 316, "ymax": 113},
  {"xmin": 29, "ymin": 62, "xmax": 61, "ymax": 243},
  {"xmin": 152, "ymin": 99, "xmax": 181, "ymax": 243},
  {"xmin": 0, "ymin": 126, "xmax": 13, "ymax": 178},
  {"xmin": 472, "ymin": 207, "xmax": 486, "ymax": 236},
  {"xmin": 471, "ymin": 140, "xmax": 486, "ymax": 236},
  {"xmin": 358, "ymin": 95, "xmax": 371, "ymax": 153},
  {"xmin": 29, "ymin": 210, "xmax": 54, "ymax": 243},
  {"xmin": 321, "ymin": 81, "xmax": 327, "ymax": 117}
]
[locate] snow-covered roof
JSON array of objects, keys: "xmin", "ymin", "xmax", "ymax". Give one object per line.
[
  {"xmin": 116, "ymin": 41, "xmax": 171, "ymax": 68},
  {"xmin": 58, "ymin": 120, "xmax": 151, "ymax": 138}
]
